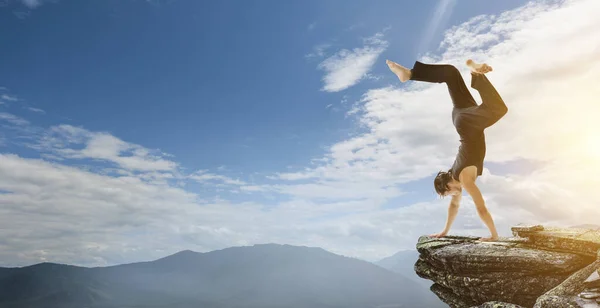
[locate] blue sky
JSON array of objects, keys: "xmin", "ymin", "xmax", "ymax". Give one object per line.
[
  {"xmin": 2, "ymin": 0, "xmax": 600, "ymax": 266},
  {"xmin": 1, "ymin": 0, "xmax": 528, "ymax": 203}
]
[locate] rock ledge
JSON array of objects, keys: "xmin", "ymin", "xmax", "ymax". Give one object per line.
[{"xmin": 415, "ymin": 225, "xmax": 600, "ymax": 308}]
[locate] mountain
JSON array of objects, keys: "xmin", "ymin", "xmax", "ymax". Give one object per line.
[
  {"xmin": 376, "ymin": 249, "xmax": 430, "ymax": 287},
  {"xmin": 0, "ymin": 244, "xmax": 440, "ymax": 308},
  {"xmin": 376, "ymin": 250, "xmax": 447, "ymax": 308}
]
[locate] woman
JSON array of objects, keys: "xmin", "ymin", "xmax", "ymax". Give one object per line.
[{"xmin": 386, "ymin": 59, "xmax": 508, "ymax": 241}]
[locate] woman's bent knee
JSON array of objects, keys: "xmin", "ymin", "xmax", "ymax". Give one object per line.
[
  {"xmin": 499, "ymin": 104, "xmax": 508, "ymax": 118},
  {"xmin": 445, "ymin": 64, "xmax": 459, "ymax": 74}
]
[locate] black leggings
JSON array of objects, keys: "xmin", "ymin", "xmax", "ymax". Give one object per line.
[{"xmin": 409, "ymin": 61, "xmax": 508, "ymax": 129}]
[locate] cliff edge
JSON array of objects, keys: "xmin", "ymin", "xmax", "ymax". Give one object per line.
[{"xmin": 415, "ymin": 225, "xmax": 600, "ymax": 308}]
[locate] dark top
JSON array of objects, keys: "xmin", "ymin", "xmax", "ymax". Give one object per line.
[{"xmin": 450, "ymin": 106, "xmax": 486, "ymax": 181}]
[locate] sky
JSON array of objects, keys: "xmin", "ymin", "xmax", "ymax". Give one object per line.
[{"xmin": 1, "ymin": 0, "xmax": 599, "ymax": 267}]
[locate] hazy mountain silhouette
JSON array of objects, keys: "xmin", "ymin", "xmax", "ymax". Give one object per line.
[
  {"xmin": 376, "ymin": 250, "xmax": 447, "ymax": 308},
  {"xmin": 0, "ymin": 244, "xmax": 439, "ymax": 308},
  {"xmin": 377, "ymin": 250, "xmax": 428, "ymax": 286}
]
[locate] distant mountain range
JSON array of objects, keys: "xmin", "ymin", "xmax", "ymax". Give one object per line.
[
  {"xmin": 376, "ymin": 250, "xmax": 430, "ymax": 288},
  {"xmin": 375, "ymin": 250, "xmax": 446, "ymax": 308},
  {"xmin": 0, "ymin": 244, "xmax": 441, "ymax": 308}
]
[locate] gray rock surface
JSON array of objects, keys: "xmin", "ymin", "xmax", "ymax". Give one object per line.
[
  {"xmin": 415, "ymin": 226, "xmax": 600, "ymax": 308},
  {"xmin": 471, "ymin": 302, "xmax": 526, "ymax": 308}
]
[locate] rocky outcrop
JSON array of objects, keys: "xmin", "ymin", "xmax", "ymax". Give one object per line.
[
  {"xmin": 534, "ymin": 258, "xmax": 600, "ymax": 307},
  {"xmin": 415, "ymin": 225, "xmax": 600, "ymax": 308},
  {"xmin": 474, "ymin": 302, "xmax": 525, "ymax": 308}
]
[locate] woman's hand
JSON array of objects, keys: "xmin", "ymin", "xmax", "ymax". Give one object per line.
[{"xmin": 429, "ymin": 231, "xmax": 448, "ymax": 238}]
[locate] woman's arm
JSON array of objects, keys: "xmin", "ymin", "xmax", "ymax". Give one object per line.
[
  {"xmin": 431, "ymin": 193, "xmax": 462, "ymax": 237},
  {"xmin": 460, "ymin": 167, "xmax": 499, "ymax": 240}
]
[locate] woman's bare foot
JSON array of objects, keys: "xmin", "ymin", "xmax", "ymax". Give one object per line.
[
  {"xmin": 466, "ymin": 59, "xmax": 492, "ymax": 74},
  {"xmin": 386, "ymin": 60, "xmax": 411, "ymax": 82},
  {"xmin": 479, "ymin": 235, "xmax": 499, "ymax": 242}
]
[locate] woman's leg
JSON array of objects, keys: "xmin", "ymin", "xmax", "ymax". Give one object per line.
[
  {"xmin": 409, "ymin": 61, "xmax": 478, "ymax": 109},
  {"xmin": 470, "ymin": 73, "xmax": 508, "ymax": 128}
]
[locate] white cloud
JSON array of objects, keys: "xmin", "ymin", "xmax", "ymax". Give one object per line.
[
  {"xmin": 273, "ymin": 181, "xmax": 404, "ymax": 201},
  {"xmin": 305, "ymin": 43, "xmax": 331, "ymax": 59},
  {"xmin": 21, "ymin": 0, "xmax": 42, "ymax": 8},
  {"xmin": 0, "ymin": 153, "xmax": 203, "ymax": 266},
  {"xmin": 239, "ymin": 185, "xmax": 268, "ymax": 192},
  {"xmin": 38, "ymin": 125, "xmax": 178, "ymax": 172},
  {"xmin": 189, "ymin": 170, "xmax": 246, "ymax": 186},
  {"xmin": 0, "ymin": 112, "xmax": 30, "ymax": 126},
  {"xmin": 27, "ymin": 107, "xmax": 45, "ymax": 113},
  {"xmin": 1, "ymin": 94, "xmax": 18, "ymax": 101},
  {"xmin": 317, "ymin": 32, "xmax": 389, "ymax": 92},
  {"xmin": 0, "ymin": 153, "xmax": 427, "ymax": 266}
]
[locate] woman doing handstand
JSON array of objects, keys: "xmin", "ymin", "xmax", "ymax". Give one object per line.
[{"xmin": 386, "ymin": 59, "xmax": 508, "ymax": 241}]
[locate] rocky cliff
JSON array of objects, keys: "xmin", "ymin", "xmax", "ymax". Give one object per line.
[{"xmin": 415, "ymin": 225, "xmax": 600, "ymax": 308}]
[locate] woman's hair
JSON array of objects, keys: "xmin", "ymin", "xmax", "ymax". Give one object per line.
[{"xmin": 434, "ymin": 169, "xmax": 453, "ymax": 197}]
